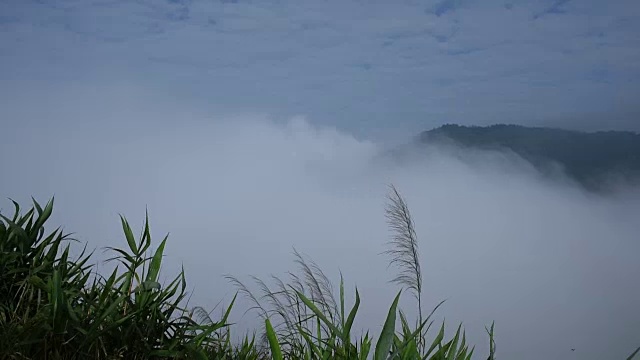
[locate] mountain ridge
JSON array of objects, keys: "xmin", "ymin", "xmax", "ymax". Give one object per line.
[{"xmin": 414, "ymin": 124, "xmax": 640, "ymax": 191}]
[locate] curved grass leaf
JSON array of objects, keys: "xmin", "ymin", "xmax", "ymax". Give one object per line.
[
  {"xmin": 375, "ymin": 290, "xmax": 401, "ymax": 360},
  {"xmin": 266, "ymin": 318, "xmax": 283, "ymax": 360}
]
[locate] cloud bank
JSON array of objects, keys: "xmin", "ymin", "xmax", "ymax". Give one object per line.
[
  {"xmin": 1, "ymin": 0, "xmax": 640, "ymax": 139},
  {"xmin": 2, "ymin": 99, "xmax": 639, "ymax": 359}
]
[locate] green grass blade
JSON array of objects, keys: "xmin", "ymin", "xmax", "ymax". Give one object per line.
[
  {"xmin": 265, "ymin": 318, "xmax": 283, "ymax": 360},
  {"xmin": 425, "ymin": 322, "xmax": 446, "ymax": 357},
  {"xmin": 374, "ymin": 290, "xmax": 401, "ymax": 360},
  {"xmin": 145, "ymin": 235, "xmax": 167, "ymax": 283},
  {"xmin": 446, "ymin": 324, "xmax": 462, "ymax": 360},
  {"xmin": 343, "ymin": 287, "xmax": 360, "ymax": 343},
  {"xmin": 119, "ymin": 215, "xmax": 138, "ymax": 256},
  {"xmin": 486, "ymin": 322, "xmax": 496, "ymax": 360},
  {"xmin": 340, "ymin": 273, "xmax": 345, "ymax": 328},
  {"xmin": 33, "ymin": 197, "xmax": 54, "ymax": 232},
  {"xmin": 295, "ymin": 290, "xmax": 342, "ymax": 336}
]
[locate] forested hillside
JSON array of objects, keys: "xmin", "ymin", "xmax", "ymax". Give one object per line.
[{"xmin": 418, "ymin": 124, "xmax": 640, "ymax": 190}]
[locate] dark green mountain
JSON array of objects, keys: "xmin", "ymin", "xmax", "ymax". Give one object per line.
[{"xmin": 417, "ymin": 124, "xmax": 640, "ymax": 190}]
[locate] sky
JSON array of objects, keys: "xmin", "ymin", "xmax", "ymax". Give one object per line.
[
  {"xmin": 1, "ymin": 0, "xmax": 640, "ymax": 140},
  {"xmin": 1, "ymin": 1, "xmax": 640, "ymax": 359}
]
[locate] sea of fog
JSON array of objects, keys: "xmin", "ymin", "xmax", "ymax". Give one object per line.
[{"xmin": 2, "ymin": 112, "xmax": 640, "ymax": 360}]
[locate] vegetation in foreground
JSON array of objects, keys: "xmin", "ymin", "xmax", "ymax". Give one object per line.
[{"xmin": 0, "ymin": 187, "xmax": 637, "ymax": 359}]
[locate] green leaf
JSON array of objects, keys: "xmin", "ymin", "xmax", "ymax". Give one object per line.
[
  {"xmin": 33, "ymin": 197, "xmax": 54, "ymax": 232},
  {"xmin": 86, "ymin": 293, "xmax": 129, "ymax": 338},
  {"xmin": 265, "ymin": 318, "xmax": 283, "ymax": 360},
  {"xmin": 28, "ymin": 275, "xmax": 47, "ymax": 290},
  {"xmin": 486, "ymin": 321, "xmax": 496, "ymax": 360},
  {"xmin": 340, "ymin": 273, "xmax": 345, "ymax": 327},
  {"xmin": 297, "ymin": 324, "xmax": 323, "ymax": 358},
  {"xmin": 446, "ymin": 324, "xmax": 462, "ymax": 360},
  {"xmin": 145, "ymin": 235, "xmax": 167, "ymax": 283},
  {"xmin": 9, "ymin": 198, "xmax": 21, "ymax": 222},
  {"xmin": 374, "ymin": 291, "xmax": 401, "ymax": 360},
  {"xmin": 49, "ymin": 268, "xmax": 65, "ymax": 333},
  {"xmin": 120, "ymin": 215, "xmax": 138, "ymax": 255},
  {"xmin": 32, "ymin": 197, "xmax": 43, "ymax": 215},
  {"xmin": 296, "ymin": 290, "xmax": 342, "ymax": 336},
  {"xmin": 137, "ymin": 281, "xmax": 161, "ymax": 291},
  {"xmin": 343, "ymin": 287, "xmax": 360, "ymax": 343},
  {"xmin": 360, "ymin": 334, "xmax": 372, "ymax": 360},
  {"xmin": 389, "ymin": 314, "xmax": 432, "ymax": 359},
  {"xmin": 465, "ymin": 346, "xmax": 475, "ymax": 360},
  {"xmin": 425, "ymin": 322, "xmax": 446, "ymax": 357}
]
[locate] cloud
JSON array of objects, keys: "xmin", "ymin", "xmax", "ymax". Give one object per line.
[
  {"xmin": 429, "ymin": 0, "xmax": 461, "ymax": 17},
  {"xmin": 1, "ymin": 0, "xmax": 639, "ymax": 139},
  {"xmin": 532, "ymin": 0, "xmax": 571, "ymax": 20},
  {"xmin": 2, "ymin": 83, "xmax": 640, "ymax": 358}
]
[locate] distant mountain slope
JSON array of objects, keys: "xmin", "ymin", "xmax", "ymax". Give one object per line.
[{"xmin": 417, "ymin": 124, "xmax": 640, "ymax": 190}]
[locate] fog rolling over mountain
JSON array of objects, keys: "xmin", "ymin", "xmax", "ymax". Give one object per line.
[
  {"xmin": 407, "ymin": 124, "xmax": 640, "ymax": 192},
  {"xmin": 2, "ymin": 114, "xmax": 640, "ymax": 360}
]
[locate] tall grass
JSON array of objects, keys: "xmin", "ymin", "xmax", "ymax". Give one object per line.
[
  {"xmin": 1, "ymin": 192, "xmax": 637, "ymax": 359},
  {"xmin": 0, "ymin": 198, "xmax": 231, "ymax": 359},
  {"xmin": 226, "ymin": 185, "xmax": 488, "ymax": 359},
  {"xmin": 383, "ymin": 185, "xmax": 424, "ymax": 348}
]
